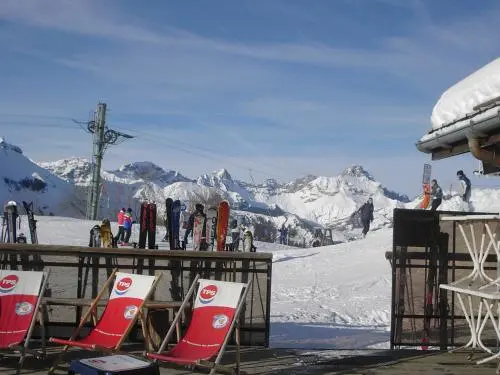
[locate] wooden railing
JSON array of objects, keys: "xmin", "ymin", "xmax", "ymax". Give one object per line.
[{"xmin": 0, "ymin": 244, "xmax": 273, "ymax": 347}]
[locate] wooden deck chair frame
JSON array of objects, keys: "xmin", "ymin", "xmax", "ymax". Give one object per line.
[
  {"xmin": 149, "ymin": 275, "xmax": 252, "ymax": 375},
  {"xmin": 0, "ymin": 269, "xmax": 50, "ymax": 375},
  {"xmin": 48, "ymin": 269, "xmax": 161, "ymax": 374}
]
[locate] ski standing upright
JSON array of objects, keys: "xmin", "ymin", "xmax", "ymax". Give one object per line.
[
  {"xmin": 172, "ymin": 200, "xmax": 181, "ymax": 249},
  {"xmin": 138, "ymin": 202, "xmax": 149, "ymax": 249},
  {"xmin": 147, "ymin": 202, "xmax": 157, "ymax": 249},
  {"xmin": 165, "ymin": 198, "xmax": 174, "ymax": 249},
  {"xmin": 22, "ymin": 201, "xmax": 38, "ymax": 244}
]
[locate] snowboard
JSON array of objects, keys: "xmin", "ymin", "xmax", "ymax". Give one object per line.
[
  {"xmin": 147, "ymin": 202, "xmax": 157, "ymax": 249},
  {"xmin": 22, "ymin": 201, "xmax": 38, "ymax": 244},
  {"xmin": 172, "ymin": 200, "xmax": 181, "ymax": 249},
  {"xmin": 138, "ymin": 202, "xmax": 149, "ymax": 249},
  {"xmin": 243, "ymin": 229, "xmax": 255, "ymax": 252},
  {"xmin": 89, "ymin": 225, "xmax": 102, "ymax": 247},
  {"xmin": 192, "ymin": 212, "xmax": 206, "ymax": 251},
  {"xmin": 418, "ymin": 164, "xmax": 432, "ymax": 209},
  {"xmin": 100, "ymin": 220, "xmax": 113, "ymax": 248},
  {"xmin": 165, "ymin": 198, "xmax": 173, "ymax": 249},
  {"xmin": 205, "ymin": 206, "xmax": 217, "ymax": 251},
  {"xmin": 216, "ymin": 200, "xmax": 230, "ymax": 251}
]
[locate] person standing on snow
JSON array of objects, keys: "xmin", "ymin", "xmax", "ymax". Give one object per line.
[
  {"xmin": 430, "ymin": 179, "xmax": 443, "ymax": 211},
  {"xmin": 123, "ymin": 208, "xmax": 134, "ymax": 244},
  {"xmin": 359, "ymin": 198, "xmax": 374, "ymax": 237},
  {"xmin": 114, "ymin": 208, "xmax": 126, "ymax": 244},
  {"xmin": 457, "ymin": 170, "xmax": 471, "ymax": 211}
]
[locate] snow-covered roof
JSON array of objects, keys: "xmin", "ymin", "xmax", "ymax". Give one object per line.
[
  {"xmin": 417, "ymin": 57, "xmax": 500, "ymax": 155},
  {"xmin": 431, "ymin": 58, "xmax": 500, "ymax": 130}
]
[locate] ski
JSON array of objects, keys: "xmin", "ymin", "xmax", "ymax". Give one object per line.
[
  {"xmin": 147, "ymin": 202, "xmax": 157, "ymax": 249},
  {"xmin": 172, "ymin": 200, "xmax": 181, "ymax": 249},
  {"xmin": 138, "ymin": 202, "xmax": 149, "ymax": 249},
  {"xmin": 165, "ymin": 198, "xmax": 174, "ymax": 249},
  {"xmin": 22, "ymin": 201, "xmax": 38, "ymax": 244},
  {"xmin": 216, "ymin": 200, "xmax": 230, "ymax": 251}
]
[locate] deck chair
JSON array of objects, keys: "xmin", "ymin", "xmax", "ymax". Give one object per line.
[
  {"xmin": 48, "ymin": 270, "xmax": 160, "ymax": 374},
  {"xmin": 147, "ymin": 275, "xmax": 251, "ymax": 375},
  {"xmin": 0, "ymin": 269, "xmax": 50, "ymax": 375}
]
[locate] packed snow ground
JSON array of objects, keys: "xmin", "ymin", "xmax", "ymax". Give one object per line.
[{"xmin": 15, "ymin": 215, "xmax": 392, "ymax": 350}]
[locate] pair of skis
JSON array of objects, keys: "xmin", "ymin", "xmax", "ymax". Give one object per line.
[{"xmin": 138, "ymin": 202, "xmax": 157, "ymax": 249}]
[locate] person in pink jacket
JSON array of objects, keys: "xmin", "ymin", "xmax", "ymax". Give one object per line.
[{"xmin": 114, "ymin": 208, "xmax": 126, "ymax": 244}]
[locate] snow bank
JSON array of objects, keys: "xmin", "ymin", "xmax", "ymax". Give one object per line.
[{"xmin": 431, "ymin": 57, "xmax": 500, "ymax": 130}]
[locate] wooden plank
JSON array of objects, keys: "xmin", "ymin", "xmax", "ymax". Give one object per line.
[{"xmin": 0, "ymin": 243, "xmax": 273, "ymax": 261}]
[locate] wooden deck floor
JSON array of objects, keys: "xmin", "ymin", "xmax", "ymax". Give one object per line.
[{"xmin": 1, "ymin": 347, "xmax": 498, "ymax": 374}]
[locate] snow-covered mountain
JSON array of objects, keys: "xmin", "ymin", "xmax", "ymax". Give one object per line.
[
  {"xmin": 0, "ymin": 138, "xmax": 84, "ymax": 216},
  {"xmin": 9, "ymin": 137, "xmax": 500, "ymax": 246}
]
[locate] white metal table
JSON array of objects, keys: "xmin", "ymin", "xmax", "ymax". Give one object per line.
[{"xmin": 439, "ymin": 215, "xmax": 500, "ymax": 363}]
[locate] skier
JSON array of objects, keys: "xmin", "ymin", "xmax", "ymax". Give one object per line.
[
  {"xmin": 230, "ymin": 219, "xmax": 240, "ymax": 251},
  {"xmin": 430, "ymin": 179, "xmax": 443, "ymax": 211},
  {"xmin": 183, "ymin": 203, "xmax": 205, "ymax": 248},
  {"xmin": 358, "ymin": 198, "xmax": 374, "ymax": 237},
  {"xmin": 114, "ymin": 208, "xmax": 126, "ymax": 244},
  {"xmin": 123, "ymin": 208, "xmax": 134, "ymax": 244},
  {"xmin": 457, "ymin": 170, "xmax": 471, "ymax": 211}
]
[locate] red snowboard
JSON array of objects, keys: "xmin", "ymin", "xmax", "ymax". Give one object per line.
[{"xmin": 216, "ymin": 200, "xmax": 230, "ymax": 251}]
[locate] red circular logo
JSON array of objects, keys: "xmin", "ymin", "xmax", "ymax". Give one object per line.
[
  {"xmin": 115, "ymin": 277, "xmax": 133, "ymax": 295},
  {"xmin": 0, "ymin": 274, "xmax": 19, "ymax": 293},
  {"xmin": 199, "ymin": 284, "xmax": 218, "ymax": 304}
]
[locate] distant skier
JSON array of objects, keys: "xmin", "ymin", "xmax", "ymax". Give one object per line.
[
  {"xmin": 123, "ymin": 208, "xmax": 134, "ymax": 244},
  {"xmin": 430, "ymin": 179, "xmax": 443, "ymax": 211},
  {"xmin": 457, "ymin": 170, "xmax": 471, "ymax": 211},
  {"xmin": 358, "ymin": 198, "xmax": 374, "ymax": 237},
  {"xmin": 183, "ymin": 203, "xmax": 205, "ymax": 248},
  {"xmin": 278, "ymin": 224, "xmax": 288, "ymax": 244},
  {"xmin": 114, "ymin": 208, "xmax": 126, "ymax": 244}
]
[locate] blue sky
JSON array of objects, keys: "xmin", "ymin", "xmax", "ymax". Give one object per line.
[{"xmin": 1, "ymin": 0, "xmax": 499, "ymax": 197}]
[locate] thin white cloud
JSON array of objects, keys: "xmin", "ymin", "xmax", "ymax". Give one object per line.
[{"xmin": 1, "ymin": 0, "xmax": 498, "ymax": 86}]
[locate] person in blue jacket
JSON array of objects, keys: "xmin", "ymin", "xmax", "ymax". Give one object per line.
[{"xmin": 123, "ymin": 208, "xmax": 134, "ymax": 244}]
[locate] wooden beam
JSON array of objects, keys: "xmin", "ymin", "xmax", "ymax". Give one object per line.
[{"xmin": 0, "ymin": 243, "xmax": 273, "ymax": 261}]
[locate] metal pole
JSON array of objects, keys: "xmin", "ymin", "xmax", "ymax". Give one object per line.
[{"xmin": 89, "ymin": 103, "xmax": 106, "ymax": 220}]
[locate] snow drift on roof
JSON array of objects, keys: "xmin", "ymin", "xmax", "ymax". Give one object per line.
[{"xmin": 431, "ymin": 57, "xmax": 500, "ymax": 130}]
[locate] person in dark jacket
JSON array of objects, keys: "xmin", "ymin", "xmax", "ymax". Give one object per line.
[
  {"xmin": 457, "ymin": 170, "xmax": 471, "ymax": 211},
  {"xmin": 359, "ymin": 198, "xmax": 374, "ymax": 237},
  {"xmin": 183, "ymin": 203, "xmax": 204, "ymax": 248},
  {"xmin": 430, "ymin": 179, "xmax": 443, "ymax": 211}
]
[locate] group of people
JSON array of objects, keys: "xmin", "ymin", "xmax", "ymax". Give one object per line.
[
  {"xmin": 429, "ymin": 170, "xmax": 471, "ymax": 211},
  {"xmin": 115, "ymin": 207, "xmax": 134, "ymax": 244}
]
